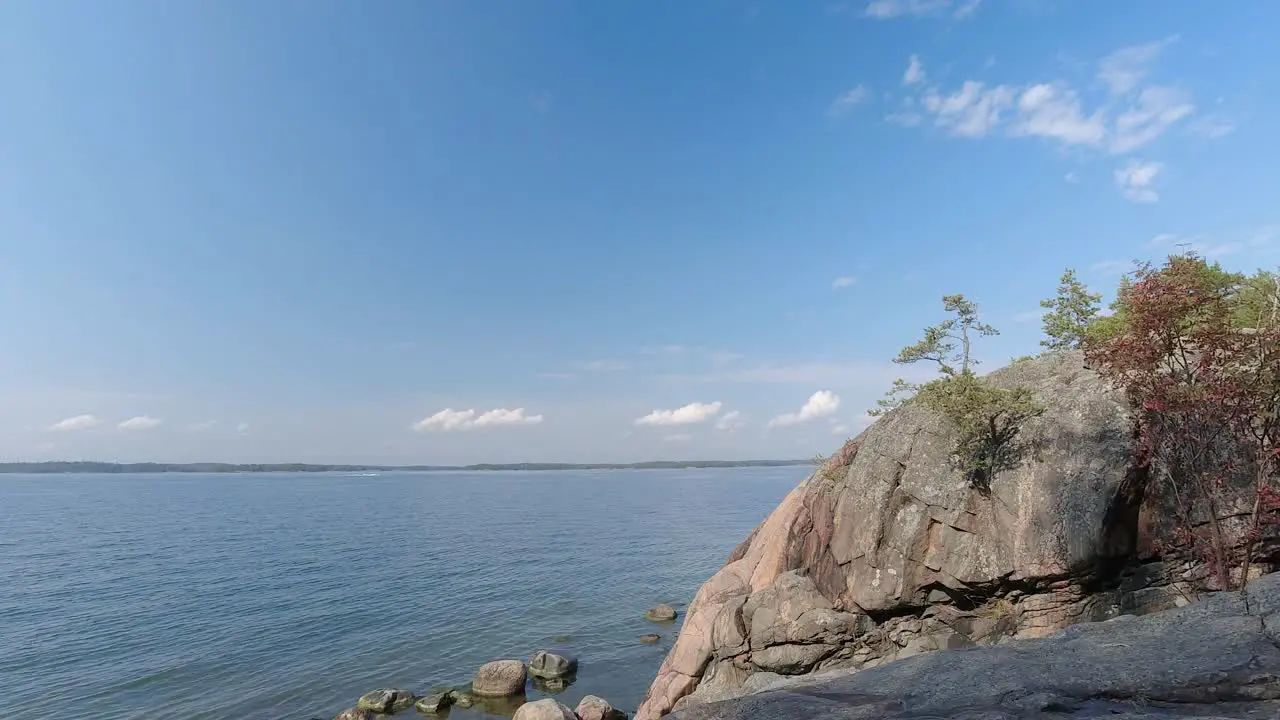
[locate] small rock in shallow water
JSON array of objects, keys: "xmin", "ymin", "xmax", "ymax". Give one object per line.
[
  {"xmin": 512, "ymin": 698, "xmax": 577, "ymax": 720},
  {"xmin": 645, "ymin": 604, "xmax": 677, "ymax": 622},
  {"xmin": 639, "ymin": 633, "xmax": 661, "ymax": 644},
  {"xmin": 333, "ymin": 709, "xmax": 372, "ymax": 720},
  {"xmin": 414, "ymin": 690, "xmax": 452, "ymax": 715},
  {"xmin": 448, "ymin": 686, "xmax": 475, "ymax": 708},
  {"xmin": 528, "ymin": 650, "xmax": 578, "ymax": 679},
  {"xmin": 576, "ymin": 694, "xmax": 628, "ymax": 720},
  {"xmin": 473, "ymin": 659, "xmax": 528, "ymax": 697},
  {"xmin": 532, "ymin": 675, "xmax": 574, "ymax": 694},
  {"xmin": 356, "ymin": 688, "xmax": 417, "ymax": 714}
]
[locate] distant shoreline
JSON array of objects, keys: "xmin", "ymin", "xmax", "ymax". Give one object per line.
[{"xmin": 0, "ymin": 460, "xmax": 813, "ymax": 474}]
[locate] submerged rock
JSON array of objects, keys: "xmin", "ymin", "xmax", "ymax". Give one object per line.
[
  {"xmin": 333, "ymin": 709, "xmax": 371, "ymax": 720},
  {"xmin": 668, "ymin": 572, "xmax": 1280, "ymax": 718},
  {"xmin": 447, "ymin": 685, "xmax": 475, "ymax": 708},
  {"xmin": 645, "ymin": 604, "xmax": 677, "ymax": 622},
  {"xmin": 512, "ymin": 698, "xmax": 576, "ymax": 720},
  {"xmin": 638, "ymin": 633, "xmax": 661, "ymax": 644},
  {"xmin": 472, "ymin": 659, "xmax": 528, "ymax": 697},
  {"xmin": 575, "ymin": 694, "xmax": 627, "ymax": 720},
  {"xmin": 356, "ymin": 688, "xmax": 416, "ymax": 714},
  {"xmin": 531, "ymin": 675, "xmax": 574, "ymax": 694},
  {"xmin": 528, "ymin": 650, "xmax": 578, "ymax": 679},
  {"xmin": 413, "ymin": 689, "xmax": 452, "ymax": 715}
]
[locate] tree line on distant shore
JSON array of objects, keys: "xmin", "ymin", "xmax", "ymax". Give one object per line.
[{"xmin": 0, "ymin": 459, "xmax": 813, "ymax": 474}]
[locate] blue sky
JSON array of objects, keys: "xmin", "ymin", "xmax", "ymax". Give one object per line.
[{"xmin": 1, "ymin": 0, "xmax": 1277, "ymax": 464}]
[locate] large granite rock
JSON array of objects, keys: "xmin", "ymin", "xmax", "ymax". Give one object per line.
[
  {"xmin": 473, "ymin": 659, "xmax": 528, "ymax": 697},
  {"xmin": 636, "ymin": 351, "xmax": 1266, "ymax": 719},
  {"xmin": 355, "ymin": 688, "xmax": 416, "ymax": 714},
  {"xmin": 668, "ymin": 572, "xmax": 1280, "ymax": 718},
  {"xmin": 528, "ymin": 650, "xmax": 578, "ymax": 680}
]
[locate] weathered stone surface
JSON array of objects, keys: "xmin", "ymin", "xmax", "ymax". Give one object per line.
[
  {"xmin": 668, "ymin": 573, "xmax": 1280, "ymax": 719},
  {"xmin": 636, "ymin": 352, "xmax": 1268, "ymax": 719},
  {"xmin": 511, "ymin": 698, "xmax": 576, "ymax": 720},
  {"xmin": 575, "ymin": 694, "xmax": 627, "ymax": 720},
  {"xmin": 414, "ymin": 690, "xmax": 452, "ymax": 715},
  {"xmin": 355, "ymin": 688, "xmax": 416, "ymax": 714},
  {"xmin": 472, "ymin": 659, "xmax": 528, "ymax": 697},
  {"xmin": 646, "ymin": 604, "xmax": 678, "ymax": 622},
  {"xmin": 528, "ymin": 650, "xmax": 578, "ymax": 679}
]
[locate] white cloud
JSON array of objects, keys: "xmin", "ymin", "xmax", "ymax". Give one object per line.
[
  {"xmin": 1010, "ymin": 83, "xmax": 1107, "ymax": 146},
  {"xmin": 832, "ymin": 276, "xmax": 857, "ymax": 289},
  {"xmin": 413, "ymin": 407, "xmax": 544, "ymax": 432},
  {"xmin": 901, "ymin": 37, "xmax": 1195, "ymax": 155},
  {"xmin": 635, "ymin": 401, "xmax": 723, "ymax": 426},
  {"xmin": 1145, "ymin": 232, "xmax": 1180, "ymax": 248},
  {"xmin": 830, "ymin": 85, "xmax": 870, "ymax": 116},
  {"xmin": 903, "ymin": 55, "xmax": 925, "ymax": 85},
  {"xmin": 189, "ymin": 420, "xmax": 218, "ymax": 432},
  {"xmin": 472, "ymin": 408, "xmax": 544, "ymax": 428},
  {"xmin": 664, "ymin": 433, "xmax": 692, "ymax": 444},
  {"xmin": 235, "ymin": 422, "xmax": 250, "ymax": 434},
  {"xmin": 715, "ymin": 410, "xmax": 746, "ymax": 431},
  {"xmin": 1110, "ymin": 86, "xmax": 1195, "ymax": 154},
  {"xmin": 118, "ymin": 416, "xmax": 162, "ymax": 431},
  {"xmin": 1098, "ymin": 36, "xmax": 1178, "ymax": 96},
  {"xmin": 864, "ymin": 0, "xmax": 978, "ymax": 19},
  {"xmin": 1114, "ymin": 160, "xmax": 1163, "ymax": 203},
  {"xmin": 48, "ymin": 414, "xmax": 101, "ymax": 432},
  {"xmin": 922, "ymin": 81, "xmax": 1015, "ymax": 138},
  {"xmin": 1064, "ymin": 171, "xmax": 1080, "ymax": 183},
  {"xmin": 830, "ymin": 423, "xmax": 850, "ymax": 436},
  {"xmin": 769, "ymin": 391, "xmax": 842, "ymax": 428}
]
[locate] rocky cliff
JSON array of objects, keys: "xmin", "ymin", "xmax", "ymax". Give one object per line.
[
  {"xmin": 636, "ymin": 351, "xmax": 1266, "ymax": 719},
  {"xmin": 668, "ymin": 571, "xmax": 1280, "ymax": 719}
]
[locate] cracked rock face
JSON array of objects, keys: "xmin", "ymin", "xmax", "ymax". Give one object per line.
[
  {"xmin": 667, "ymin": 572, "xmax": 1280, "ymax": 719},
  {"xmin": 636, "ymin": 352, "xmax": 1260, "ymax": 719}
]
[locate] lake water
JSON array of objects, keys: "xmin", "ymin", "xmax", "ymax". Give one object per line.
[{"xmin": 0, "ymin": 467, "xmax": 804, "ymax": 719}]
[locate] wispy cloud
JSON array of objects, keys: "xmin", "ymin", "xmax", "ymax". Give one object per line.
[
  {"xmin": 639, "ymin": 345, "xmax": 686, "ymax": 356},
  {"xmin": 1012, "ymin": 309, "xmax": 1043, "ymax": 323},
  {"xmin": 537, "ymin": 372, "xmax": 578, "ymax": 380},
  {"xmin": 413, "ymin": 407, "xmax": 545, "ymax": 432},
  {"xmin": 635, "ymin": 401, "xmax": 723, "ymax": 426},
  {"xmin": 235, "ymin": 422, "xmax": 250, "ymax": 435},
  {"xmin": 579, "ymin": 359, "xmax": 630, "ymax": 372},
  {"xmin": 903, "ymin": 55, "xmax": 926, "ymax": 85},
  {"xmin": 832, "ymin": 276, "xmax": 858, "ymax": 289},
  {"xmin": 188, "ymin": 420, "xmax": 218, "ymax": 432},
  {"xmin": 830, "ymin": 85, "xmax": 871, "ymax": 116},
  {"xmin": 661, "ymin": 360, "xmax": 937, "ymax": 388},
  {"xmin": 663, "ymin": 433, "xmax": 692, "ymax": 444},
  {"xmin": 715, "ymin": 410, "xmax": 746, "ymax": 431},
  {"xmin": 48, "ymin": 414, "xmax": 100, "ymax": 432},
  {"xmin": 1098, "ymin": 36, "xmax": 1179, "ymax": 96},
  {"xmin": 901, "ymin": 38, "xmax": 1195, "ymax": 155},
  {"xmin": 1064, "ymin": 171, "xmax": 1080, "ymax": 183},
  {"xmin": 1089, "ymin": 259, "xmax": 1136, "ymax": 275},
  {"xmin": 1114, "ymin": 160, "xmax": 1163, "ymax": 203},
  {"xmin": 1189, "ymin": 114, "xmax": 1235, "ymax": 139},
  {"xmin": 769, "ymin": 391, "xmax": 842, "ymax": 428},
  {"xmin": 864, "ymin": 0, "xmax": 980, "ymax": 19},
  {"xmin": 118, "ymin": 416, "xmax": 163, "ymax": 431}
]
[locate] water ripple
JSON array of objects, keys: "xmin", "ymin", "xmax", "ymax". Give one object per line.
[{"xmin": 0, "ymin": 468, "xmax": 802, "ymax": 719}]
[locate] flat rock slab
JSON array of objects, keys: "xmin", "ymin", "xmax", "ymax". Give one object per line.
[{"xmin": 669, "ymin": 574, "xmax": 1280, "ymax": 719}]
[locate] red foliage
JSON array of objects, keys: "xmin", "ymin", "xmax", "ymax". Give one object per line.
[{"xmin": 1084, "ymin": 255, "xmax": 1280, "ymax": 589}]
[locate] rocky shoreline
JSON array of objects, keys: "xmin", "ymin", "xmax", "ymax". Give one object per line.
[
  {"xmin": 634, "ymin": 352, "xmax": 1280, "ymax": 718},
  {"xmin": 321, "ymin": 606, "xmax": 679, "ymax": 719}
]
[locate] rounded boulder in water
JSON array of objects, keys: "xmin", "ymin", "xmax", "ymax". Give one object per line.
[
  {"xmin": 472, "ymin": 659, "xmax": 528, "ymax": 697},
  {"xmin": 645, "ymin": 604, "xmax": 677, "ymax": 622},
  {"xmin": 512, "ymin": 698, "xmax": 577, "ymax": 720},
  {"xmin": 528, "ymin": 650, "xmax": 578, "ymax": 680}
]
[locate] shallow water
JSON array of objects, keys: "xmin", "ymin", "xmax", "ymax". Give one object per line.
[{"xmin": 0, "ymin": 467, "xmax": 803, "ymax": 719}]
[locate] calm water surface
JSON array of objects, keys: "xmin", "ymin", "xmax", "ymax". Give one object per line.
[{"xmin": 0, "ymin": 467, "xmax": 803, "ymax": 719}]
